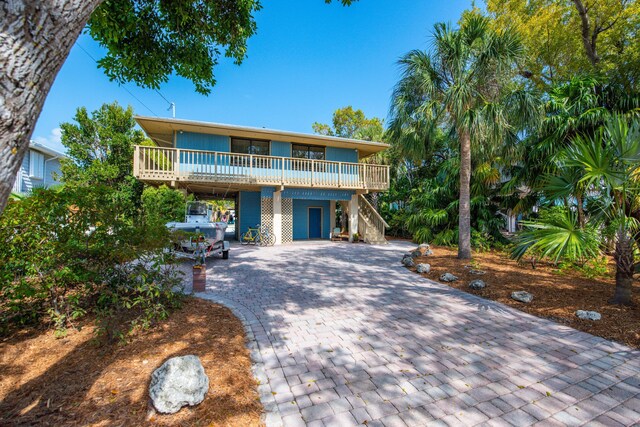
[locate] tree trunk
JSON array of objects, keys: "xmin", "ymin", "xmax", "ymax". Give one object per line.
[
  {"xmin": 611, "ymin": 227, "xmax": 634, "ymax": 305},
  {"xmin": 576, "ymin": 192, "xmax": 585, "ymax": 228},
  {"xmin": 458, "ymin": 130, "xmax": 472, "ymax": 259},
  {"xmin": 571, "ymin": 0, "xmax": 600, "ymax": 66},
  {"xmin": 0, "ymin": 0, "xmax": 102, "ymax": 213}
]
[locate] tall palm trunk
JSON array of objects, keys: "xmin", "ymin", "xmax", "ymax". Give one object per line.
[
  {"xmin": 576, "ymin": 193, "xmax": 585, "ymax": 228},
  {"xmin": 612, "ymin": 227, "xmax": 634, "ymax": 305},
  {"xmin": 458, "ymin": 130, "xmax": 472, "ymax": 259}
]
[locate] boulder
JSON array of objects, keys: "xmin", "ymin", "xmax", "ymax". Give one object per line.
[
  {"xmin": 511, "ymin": 291, "xmax": 533, "ymax": 303},
  {"xmin": 416, "ymin": 263, "xmax": 431, "ymax": 274},
  {"xmin": 402, "ymin": 257, "xmax": 415, "ymax": 268},
  {"xmin": 469, "ymin": 269, "xmax": 486, "ymax": 275},
  {"xmin": 149, "ymin": 355, "xmax": 209, "ymax": 414},
  {"xmin": 576, "ymin": 310, "xmax": 601, "ymax": 321},
  {"xmin": 418, "ymin": 244, "xmax": 434, "ymax": 256},
  {"xmin": 410, "ymin": 250, "xmax": 422, "ymax": 258},
  {"xmin": 469, "ymin": 279, "xmax": 486, "ymax": 290},
  {"xmin": 439, "ymin": 273, "xmax": 458, "ymax": 282}
]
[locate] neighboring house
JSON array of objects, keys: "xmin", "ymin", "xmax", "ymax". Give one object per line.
[
  {"xmin": 12, "ymin": 141, "xmax": 66, "ymax": 195},
  {"xmin": 133, "ymin": 116, "xmax": 391, "ymax": 244}
]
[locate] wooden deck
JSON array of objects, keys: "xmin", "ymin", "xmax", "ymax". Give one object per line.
[{"xmin": 133, "ymin": 145, "xmax": 390, "ymax": 191}]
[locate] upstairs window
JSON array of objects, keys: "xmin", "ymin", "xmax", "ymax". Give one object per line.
[
  {"xmin": 231, "ymin": 138, "xmax": 269, "ymax": 156},
  {"xmin": 292, "ymin": 144, "xmax": 325, "ymax": 160},
  {"xmin": 29, "ymin": 150, "xmax": 44, "ymax": 179}
]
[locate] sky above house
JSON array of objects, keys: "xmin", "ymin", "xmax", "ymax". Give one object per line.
[{"xmin": 33, "ymin": 0, "xmax": 472, "ymax": 153}]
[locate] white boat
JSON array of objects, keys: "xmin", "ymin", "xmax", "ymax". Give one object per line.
[{"xmin": 167, "ymin": 202, "xmax": 230, "ymax": 260}]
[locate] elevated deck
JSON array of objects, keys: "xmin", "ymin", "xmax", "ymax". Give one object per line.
[{"xmin": 134, "ymin": 145, "xmax": 390, "ymax": 191}]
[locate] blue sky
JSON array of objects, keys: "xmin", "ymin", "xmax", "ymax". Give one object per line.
[{"xmin": 34, "ymin": 0, "xmax": 472, "ymax": 152}]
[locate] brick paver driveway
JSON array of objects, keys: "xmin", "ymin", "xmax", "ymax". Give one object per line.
[{"xmin": 197, "ymin": 241, "xmax": 640, "ymax": 427}]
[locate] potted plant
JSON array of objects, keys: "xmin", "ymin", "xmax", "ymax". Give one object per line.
[{"xmin": 352, "ymin": 233, "xmax": 361, "ymax": 243}]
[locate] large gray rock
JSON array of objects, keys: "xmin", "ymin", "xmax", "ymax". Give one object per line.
[
  {"xmin": 469, "ymin": 269, "xmax": 486, "ymax": 275},
  {"xmin": 439, "ymin": 273, "xmax": 458, "ymax": 282},
  {"xmin": 418, "ymin": 244, "xmax": 433, "ymax": 256},
  {"xmin": 469, "ymin": 279, "xmax": 486, "ymax": 290},
  {"xmin": 511, "ymin": 291, "xmax": 533, "ymax": 303},
  {"xmin": 402, "ymin": 256, "xmax": 415, "ymax": 267},
  {"xmin": 416, "ymin": 263, "xmax": 431, "ymax": 274},
  {"xmin": 576, "ymin": 310, "xmax": 601, "ymax": 321},
  {"xmin": 149, "ymin": 355, "xmax": 209, "ymax": 414}
]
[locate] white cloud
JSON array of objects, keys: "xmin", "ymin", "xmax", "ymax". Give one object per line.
[{"xmin": 33, "ymin": 127, "xmax": 65, "ymax": 152}]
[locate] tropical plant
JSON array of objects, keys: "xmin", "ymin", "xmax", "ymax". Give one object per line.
[
  {"xmin": 512, "ymin": 116, "xmax": 640, "ymax": 305},
  {"xmin": 389, "ymin": 12, "xmax": 530, "ymax": 259},
  {"xmin": 502, "ymin": 75, "xmax": 640, "ymax": 219}
]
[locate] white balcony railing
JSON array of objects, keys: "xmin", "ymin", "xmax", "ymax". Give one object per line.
[{"xmin": 134, "ymin": 145, "xmax": 390, "ymax": 191}]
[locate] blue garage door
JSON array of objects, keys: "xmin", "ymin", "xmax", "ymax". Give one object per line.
[{"xmin": 308, "ymin": 208, "xmax": 322, "ymax": 239}]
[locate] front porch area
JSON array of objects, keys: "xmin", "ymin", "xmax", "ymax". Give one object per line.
[{"xmin": 238, "ymin": 188, "xmax": 375, "ymax": 244}]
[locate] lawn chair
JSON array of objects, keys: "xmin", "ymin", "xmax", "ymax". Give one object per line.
[{"xmin": 331, "ymin": 227, "xmax": 342, "ymax": 242}]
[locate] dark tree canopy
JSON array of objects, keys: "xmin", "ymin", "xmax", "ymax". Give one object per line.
[{"xmin": 88, "ymin": 0, "xmax": 263, "ymax": 95}]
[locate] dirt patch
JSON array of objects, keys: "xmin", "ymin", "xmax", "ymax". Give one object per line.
[
  {"xmin": 406, "ymin": 246, "xmax": 640, "ymax": 349},
  {"xmin": 0, "ymin": 298, "xmax": 263, "ymax": 426}
]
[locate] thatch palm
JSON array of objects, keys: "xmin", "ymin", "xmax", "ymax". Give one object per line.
[
  {"xmin": 513, "ymin": 116, "xmax": 640, "ymax": 305},
  {"xmin": 511, "ymin": 76, "xmax": 640, "ymax": 225},
  {"xmin": 389, "ymin": 14, "xmax": 526, "ymax": 259}
]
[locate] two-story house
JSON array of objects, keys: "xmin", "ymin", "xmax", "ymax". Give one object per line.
[
  {"xmin": 133, "ymin": 116, "xmax": 391, "ymax": 244},
  {"xmin": 12, "ymin": 141, "xmax": 66, "ymax": 195}
]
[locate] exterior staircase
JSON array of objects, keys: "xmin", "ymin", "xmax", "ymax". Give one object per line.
[{"xmin": 358, "ymin": 194, "xmax": 388, "ymax": 245}]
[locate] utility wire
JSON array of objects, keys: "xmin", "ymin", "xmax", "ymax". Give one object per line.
[
  {"xmin": 75, "ymin": 42, "xmax": 159, "ymax": 117},
  {"xmin": 154, "ymin": 89, "xmax": 171, "ymax": 105}
]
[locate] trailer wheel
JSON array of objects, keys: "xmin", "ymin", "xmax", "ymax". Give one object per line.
[{"xmin": 222, "ymin": 250, "xmax": 229, "ymax": 260}]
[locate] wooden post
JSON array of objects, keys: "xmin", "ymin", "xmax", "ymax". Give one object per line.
[
  {"xmin": 349, "ymin": 194, "xmax": 359, "ymax": 242},
  {"xmin": 133, "ymin": 145, "xmax": 140, "ymax": 177},
  {"xmin": 174, "ymin": 148, "xmax": 181, "ymax": 180}
]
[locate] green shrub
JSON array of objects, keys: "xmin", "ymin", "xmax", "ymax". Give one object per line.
[
  {"xmin": 0, "ymin": 186, "xmax": 183, "ymax": 339},
  {"xmin": 142, "ymin": 185, "xmax": 189, "ymax": 225}
]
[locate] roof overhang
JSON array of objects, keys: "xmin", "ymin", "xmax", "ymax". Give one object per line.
[
  {"xmin": 29, "ymin": 140, "xmax": 67, "ymax": 158},
  {"xmin": 135, "ymin": 116, "xmax": 389, "ymax": 158}
]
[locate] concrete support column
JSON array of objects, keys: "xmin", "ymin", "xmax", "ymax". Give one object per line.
[
  {"xmin": 329, "ymin": 200, "xmax": 336, "ymax": 235},
  {"xmin": 348, "ymin": 194, "xmax": 359, "ymax": 242},
  {"xmin": 273, "ymin": 190, "xmax": 282, "ymax": 245}
]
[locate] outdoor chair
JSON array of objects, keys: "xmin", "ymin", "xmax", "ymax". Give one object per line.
[{"xmin": 331, "ymin": 227, "xmax": 342, "ymax": 241}]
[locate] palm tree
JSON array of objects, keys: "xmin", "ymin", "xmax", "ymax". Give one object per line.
[
  {"xmin": 389, "ymin": 13, "xmax": 528, "ymax": 259},
  {"xmin": 506, "ymin": 76, "xmax": 640, "ymax": 224},
  {"xmin": 512, "ymin": 116, "xmax": 640, "ymax": 305}
]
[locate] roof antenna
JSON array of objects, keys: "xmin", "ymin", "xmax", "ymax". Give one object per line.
[{"xmin": 168, "ymin": 102, "xmax": 176, "ymax": 118}]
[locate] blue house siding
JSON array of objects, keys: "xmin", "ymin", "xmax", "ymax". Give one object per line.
[
  {"xmin": 293, "ymin": 199, "xmax": 330, "ymax": 240},
  {"xmin": 44, "ymin": 158, "xmax": 62, "ymax": 188},
  {"xmin": 261, "ymin": 187, "xmax": 276, "ymax": 198},
  {"xmin": 239, "ymin": 191, "xmax": 261, "ymax": 235},
  {"xmin": 19, "ymin": 150, "xmax": 30, "ymax": 193},
  {"xmin": 271, "ymin": 141, "xmax": 291, "ymax": 157},
  {"xmin": 326, "ymin": 146, "xmax": 358, "ymax": 163},
  {"xmin": 176, "ymin": 131, "xmax": 230, "ymax": 152}
]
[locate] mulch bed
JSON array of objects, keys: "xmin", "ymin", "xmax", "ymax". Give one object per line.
[
  {"xmin": 0, "ymin": 298, "xmax": 263, "ymax": 426},
  {"xmin": 406, "ymin": 245, "xmax": 640, "ymax": 349}
]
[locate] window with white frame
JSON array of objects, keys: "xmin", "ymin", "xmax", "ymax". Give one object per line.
[{"xmin": 29, "ymin": 150, "xmax": 45, "ymax": 179}]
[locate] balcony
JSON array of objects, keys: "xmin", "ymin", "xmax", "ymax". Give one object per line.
[{"xmin": 133, "ymin": 146, "xmax": 390, "ymax": 191}]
